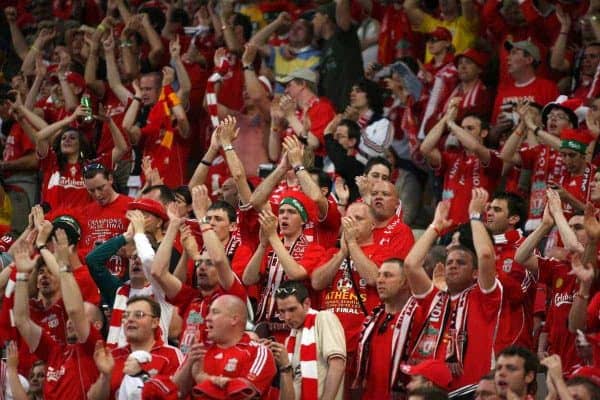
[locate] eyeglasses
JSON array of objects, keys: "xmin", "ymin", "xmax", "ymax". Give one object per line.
[
  {"xmin": 569, "ymin": 223, "xmax": 585, "ymax": 231},
  {"xmin": 121, "ymin": 310, "xmax": 156, "ymax": 321},
  {"xmin": 378, "ymin": 313, "xmax": 394, "ymax": 335},
  {"xmin": 547, "ymin": 111, "xmax": 569, "ymax": 121},
  {"xmin": 275, "ymin": 287, "xmax": 297, "ymax": 297},
  {"xmin": 83, "ymin": 163, "xmax": 106, "ymax": 174}
]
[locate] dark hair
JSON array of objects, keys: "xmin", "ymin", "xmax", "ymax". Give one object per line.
[
  {"xmin": 83, "ymin": 163, "xmax": 111, "ymax": 180},
  {"xmin": 382, "ymin": 257, "xmax": 404, "ymax": 267},
  {"xmin": 447, "ymin": 243, "xmax": 478, "ymax": 269},
  {"xmin": 233, "ymin": 12, "xmax": 253, "ymax": 41},
  {"xmin": 275, "ymin": 280, "xmax": 309, "ymax": 303},
  {"xmin": 127, "ymin": 295, "xmax": 161, "ymax": 319},
  {"xmin": 171, "ymin": 7, "xmax": 189, "ymax": 25},
  {"xmin": 208, "ymin": 200, "xmax": 237, "ymax": 224},
  {"xmin": 52, "ymin": 129, "xmax": 95, "ymax": 172},
  {"xmin": 497, "ymin": 346, "xmax": 539, "ymax": 393},
  {"xmin": 353, "ymin": 79, "xmax": 384, "ymax": 116},
  {"xmin": 174, "ymin": 186, "xmax": 192, "ymax": 205},
  {"xmin": 142, "ymin": 185, "xmax": 176, "ymax": 204},
  {"xmin": 493, "ymin": 192, "xmax": 527, "ymax": 230},
  {"xmin": 461, "ymin": 112, "xmax": 490, "ymax": 131},
  {"xmin": 365, "ymin": 156, "xmax": 392, "ymax": 176},
  {"xmin": 308, "ymin": 167, "xmax": 331, "ymax": 192},
  {"xmin": 480, "ymin": 371, "xmax": 496, "ymax": 381},
  {"xmin": 566, "ymin": 377, "xmax": 600, "ymax": 400},
  {"xmin": 141, "ymin": 71, "xmax": 163, "ymax": 89},
  {"xmin": 408, "ymin": 386, "xmax": 448, "ymax": 400},
  {"xmin": 338, "ymin": 119, "xmax": 361, "ymax": 145},
  {"xmin": 139, "ymin": 7, "xmax": 166, "ymax": 32}
]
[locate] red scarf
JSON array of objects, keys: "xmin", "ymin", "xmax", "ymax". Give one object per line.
[
  {"xmin": 286, "ymin": 309, "xmax": 318, "ymax": 400},
  {"xmin": 107, "ymin": 283, "xmax": 154, "ymax": 347}
]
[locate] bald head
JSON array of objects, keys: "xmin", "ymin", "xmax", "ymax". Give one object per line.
[
  {"xmin": 218, "ymin": 295, "xmax": 248, "ymax": 325},
  {"xmin": 370, "ymin": 181, "xmax": 399, "ymax": 220}
]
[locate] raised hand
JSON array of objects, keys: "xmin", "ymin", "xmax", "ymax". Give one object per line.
[
  {"xmin": 546, "ymin": 188, "xmax": 563, "ymax": 216},
  {"xmin": 162, "ymin": 66, "xmax": 176, "ymax": 87},
  {"xmin": 5, "ymin": 341, "xmax": 19, "ymax": 370},
  {"xmin": 334, "ymin": 177, "xmax": 350, "ymax": 206},
  {"xmin": 14, "ymin": 243, "xmax": 38, "ymax": 273},
  {"xmin": 132, "ymin": 79, "xmax": 142, "ymax": 98},
  {"xmin": 53, "ymin": 228, "xmax": 72, "ymax": 267},
  {"xmin": 279, "ymin": 95, "xmax": 296, "ymax": 117},
  {"xmin": 555, "ymin": 4, "xmax": 572, "ymax": 31},
  {"xmin": 180, "ymin": 224, "xmax": 200, "ymax": 257},
  {"xmin": 542, "ymin": 204, "xmax": 555, "ymax": 228},
  {"xmin": 192, "ymin": 185, "xmax": 212, "ymax": 220},
  {"xmin": 258, "ymin": 210, "xmax": 278, "ymax": 239},
  {"xmin": 468, "ymin": 188, "xmax": 489, "ymax": 216},
  {"xmin": 569, "ymin": 252, "xmax": 595, "ymax": 285},
  {"xmin": 126, "ymin": 210, "xmax": 146, "ymax": 234},
  {"xmin": 169, "ymin": 35, "xmax": 181, "ymax": 60},
  {"xmin": 218, "ymin": 115, "xmax": 239, "ymax": 145},
  {"xmin": 282, "ymin": 135, "xmax": 304, "ymax": 167},
  {"xmin": 93, "ymin": 340, "xmax": 115, "ymax": 375},
  {"xmin": 355, "ymin": 175, "xmax": 372, "ymax": 199},
  {"xmin": 241, "ymin": 43, "xmax": 258, "ymax": 66},
  {"xmin": 586, "ymin": 109, "xmax": 600, "ymax": 139},
  {"xmin": 103, "ymin": 34, "xmax": 115, "ymax": 52},
  {"xmin": 341, "ymin": 216, "xmax": 359, "ymax": 243},
  {"xmin": 166, "ymin": 202, "xmax": 183, "ymax": 224},
  {"xmin": 213, "ymin": 47, "xmax": 228, "ymax": 68},
  {"xmin": 432, "ymin": 200, "xmax": 454, "ymax": 232}
]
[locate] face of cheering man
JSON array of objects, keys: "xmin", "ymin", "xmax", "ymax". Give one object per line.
[
  {"xmin": 122, "ymin": 299, "xmax": 160, "ymax": 344},
  {"xmin": 376, "ymin": 260, "xmax": 407, "ymax": 304},
  {"xmin": 276, "ymin": 294, "xmax": 310, "ymax": 330},
  {"xmin": 590, "ymin": 171, "xmax": 600, "ymax": 202},
  {"xmin": 370, "ymin": 181, "xmax": 398, "ymax": 221},
  {"xmin": 195, "ymin": 250, "xmax": 220, "ymax": 291},
  {"xmin": 486, "ymin": 198, "xmax": 519, "ymax": 235},
  {"xmin": 444, "ymin": 247, "xmax": 477, "ymax": 294},
  {"xmin": 278, "ymin": 204, "xmax": 304, "ymax": 238},
  {"xmin": 561, "ymin": 148, "xmax": 586, "ymax": 175},
  {"xmin": 494, "ymin": 354, "xmax": 535, "ymax": 399}
]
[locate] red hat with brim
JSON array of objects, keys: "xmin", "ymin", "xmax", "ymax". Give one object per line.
[
  {"xmin": 455, "ymin": 48, "xmax": 488, "ymax": 69},
  {"xmin": 428, "ymin": 27, "xmax": 452, "ymax": 42},
  {"xmin": 569, "ymin": 366, "xmax": 600, "ymax": 387},
  {"xmin": 560, "ymin": 128, "xmax": 594, "ymax": 154},
  {"xmin": 127, "ymin": 198, "xmax": 169, "ymax": 222},
  {"xmin": 278, "ymin": 189, "xmax": 319, "ymax": 223},
  {"xmin": 401, "ymin": 360, "xmax": 453, "ymax": 389}
]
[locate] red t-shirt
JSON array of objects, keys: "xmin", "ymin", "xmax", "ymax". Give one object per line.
[
  {"xmin": 195, "ymin": 334, "xmax": 277, "ymax": 399},
  {"xmin": 304, "ymin": 96, "xmax": 336, "ymax": 157},
  {"xmin": 537, "ymin": 257, "xmax": 582, "ymax": 371},
  {"xmin": 319, "ymin": 243, "xmax": 394, "ymax": 350},
  {"xmin": 110, "ymin": 341, "xmax": 183, "ymax": 400},
  {"xmin": 169, "ymin": 277, "xmax": 247, "ymax": 355},
  {"xmin": 561, "ymin": 163, "xmax": 596, "ymax": 221},
  {"xmin": 2, "ymin": 122, "xmax": 35, "ymax": 178},
  {"xmin": 492, "ymin": 77, "xmax": 559, "ymax": 123},
  {"xmin": 436, "ymin": 150, "xmax": 503, "ymax": 229},
  {"xmin": 39, "ymin": 151, "xmax": 112, "ymax": 211},
  {"xmin": 413, "ymin": 283, "xmax": 503, "ymax": 390},
  {"xmin": 493, "ymin": 232, "xmax": 537, "ymax": 351},
  {"xmin": 373, "ymin": 213, "xmax": 415, "ymax": 260},
  {"xmin": 35, "ymin": 325, "xmax": 102, "ymax": 400},
  {"xmin": 519, "ymin": 145, "xmax": 567, "ymax": 230},
  {"xmin": 302, "ymin": 196, "xmax": 342, "ymax": 249},
  {"xmin": 362, "ymin": 312, "xmax": 397, "ymax": 400},
  {"xmin": 76, "ymin": 194, "xmax": 132, "ymax": 254}
]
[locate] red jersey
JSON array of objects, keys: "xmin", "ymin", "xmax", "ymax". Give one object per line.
[
  {"xmin": 110, "ymin": 340, "xmax": 183, "ymax": 400},
  {"xmin": 373, "ymin": 213, "xmax": 415, "ymax": 260},
  {"xmin": 35, "ymin": 325, "xmax": 102, "ymax": 400},
  {"xmin": 520, "ymin": 145, "xmax": 567, "ymax": 231},
  {"xmin": 320, "ymin": 243, "xmax": 394, "ymax": 350},
  {"xmin": 492, "ymin": 77, "xmax": 559, "ymax": 123},
  {"xmin": 537, "ymin": 257, "xmax": 582, "ymax": 371},
  {"xmin": 561, "ymin": 163, "xmax": 596, "ymax": 220},
  {"xmin": 2, "ymin": 122, "xmax": 35, "ymax": 178},
  {"xmin": 493, "ymin": 231, "xmax": 537, "ymax": 351},
  {"xmin": 282, "ymin": 97, "xmax": 336, "ymax": 157},
  {"xmin": 303, "ymin": 196, "xmax": 342, "ymax": 248},
  {"xmin": 39, "ymin": 151, "xmax": 112, "ymax": 211},
  {"xmin": 436, "ymin": 150, "xmax": 503, "ymax": 229},
  {"xmin": 442, "ymin": 80, "xmax": 492, "ymax": 121},
  {"xmin": 193, "ymin": 334, "xmax": 277, "ymax": 399},
  {"xmin": 411, "ymin": 282, "xmax": 503, "ymax": 390},
  {"xmin": 586, "ymin": 291, "xmax": 600, "ymax": 332},
  {"xmin": 169, "ymin": 277, "xmax": 247, "ymax": 355},
  {"xmin": 77, "ymin": 194, "xmax": 132, "ymax": 254}
]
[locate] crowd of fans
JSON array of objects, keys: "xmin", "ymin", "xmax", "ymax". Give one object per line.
[{"xmin": 1, "ymin": 0, "xmax": 600, "ymax": 399}]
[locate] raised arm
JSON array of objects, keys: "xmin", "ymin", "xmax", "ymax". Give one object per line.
[
  {"xmin": 547, "ymin": 189, "xmax": 584, "ymax": 254},
  {"xmin": 280, "ymin": 95, "xmax": 320, "ymax": 150},
  {"xmin": 21, "ymin": 28, "xmax": 56, "ymax": 76},
  {"xmin": 335, "ymin": 0, "xmax": 353, "ymax": 32},
  {"xmin": 344, "ymin": 217, "xmax": 379, "ymax": 286},
  {"xmin": 241, "ymin": 44, "xmax": 271, "ymax": 116},
  {"xmin": 148, "ymin": 210, "xmax": 184, "ymax": 300},
  {"xmin": 567, "ymin": 251, "xmax": 595, "ymax": 332},
  {"xmin": 5, "ymin": 8, "xmax": 28, "ymax": 60},
  {"xmin": 550, "ymin": 6, "xmax": 571, "ymax": 72},
  {"xmin": 13, "ymin": 245, "xmax": 42, "ymax": 351},
  {"xmin": 249, "ymin": 156, "xmax": 289, "ymax": 211},
  {"xmin": 447, "ymin": 120, "xmax": 491, "ymax": 164},
  {"xmin": 85, "ymin": 23, "xmax": 112, "ymax": 98},
  {"xmin": 31, "ymin": 106, "xmax": 88, "ymax": 157},
  {"xmin": 140, "ymin": 13, "xmax": 166, "ymax": 68},
  {"xmin": 249, "ymin": 12, "xmax": 291, "ymax": 47},
  {"xmin": 469, "ymin": 189, "xmax": 496, "ymax": 291},
  {"xmin": 103, "ymin": 33, "xmax": 133, "ymax": 104},
  {"xmin": 420, "ymin": 102, "xmax": 457, "ymax": 168},
  {"xmin": 218, "ymin": 116, "xmax": 253, "ymax": 205},
  {"xmin": 404, "ymin": 201, "xmax": 453, "ymax": 296},
  {"xmin": 284, "ymin": 136, "xmax": 329, "ymax": 219},
  {"xmin": 189, "ymin": 126, "xmax": 220, "ymax": 189},
  {"xmin": 514, "ymin": 205, "xmax": 554, "ymax": 271},
  {"xmin": 403, "ymin": 0, "xmax": 426, "ymax": 28},
  {"xmin": 121, "ymin": 80, "xmax": 143, "ymax": 145},
  {"xmin": 312, "ymin": 245, "xmax": 347, "ymax": 291},
  {"xmin": 5, "ymin": 341, "xmax": 30, "ymax": 400},
  {"xmin": 169, "ymin": 36, "xmax": 192, "ymax": 108}
]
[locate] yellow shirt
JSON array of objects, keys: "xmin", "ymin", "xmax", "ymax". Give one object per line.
[
  {"xmin": 417, "ymin": 13, "xmax": 478, "ymax": 62},
  {"xmin": 239, "ymin": 4, "xmax": 266, "ymax": 29},
  {"xmin": 0, "ymin": 194, "xmax": 12, "ymax": 228}
]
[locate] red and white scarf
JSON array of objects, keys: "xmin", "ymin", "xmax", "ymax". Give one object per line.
[
  {"xmin": 286, "ymin": 308, "xmax": 319, "ymax": 400},
  {"xmin": 256, "ymin": 235, "xmax": 310, "ymax": 322},
  {"xmin": 205, "ymin": 54, "xmax": 233, "ymax": 128},
  {"xmin": 107, "ymin": 283, "xmax": 154, "ymax": 347}
]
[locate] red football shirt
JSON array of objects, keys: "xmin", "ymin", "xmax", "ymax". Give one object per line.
[
  {"xmin": 2, "ymin": 122, "xmax": 35, "ymax": 178},
  {"xmin": 77, "ymin": 194, "xmax": 132, "ymax": 254},
  {"xmin": 35, "ymin": 325, "xmax": 102, "ymax": 400},
  {"xmin": 362, "ymin": 312, "xmax": 396, "ymax": 400},
  {"xmin": 319, "ymin": 243, "xmax": 394, "ymax": 350},
  {"xmin": 492, "ymin": 77, "xmax": 559, "ymax": 123},
  {"xmin": 373, "ymin": 213, "xmax": 415, "ymax": 260}
]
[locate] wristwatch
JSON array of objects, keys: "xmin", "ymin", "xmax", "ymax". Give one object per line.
[
  {"xmin": 200, "ymin": 216, "xmax": 211, "ymax": 225},
  {"xmin": 469, "ymin": 212, "xmax": 481, "ymax": 221}
]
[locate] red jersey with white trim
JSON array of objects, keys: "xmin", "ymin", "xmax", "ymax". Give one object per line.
[
  {"xmin": 2, "ymin": 122, "xmax": 35, "ymax": 178},
  {"xmin": 493, "ymin": 231, "xmax": 537, "ymax": 351},
  {"xmin": 519, "ymin": 145, "xmax": 567, "ymax": 231},
  {"xmin": 194, "ymin": 334, "xmax": 277, "ymax": 399},
  {"xmin": 319, "ymin": 243, "xmax": 394, "ymax": 350},
  {"xmin": 492, "ymin": 77, "xmax": 559, "ymax": 123},
  {"xmin": 437, "ymin": 150, "xmax": 503, "ymax": 229},
  {"xmin": 304, "ymin": 196, "xmax": 342, "ymax": 249},
  {"xmin": 169, "ymin": 277, "xmax": 247, "ymax": 355},
  {"xmin": 373, "ymin": 213, "xmax": 415, "ymax": 260},
  {"xmin": 35, "ymin": 325, "xmax": 102, "ymax": 400},
  {"xmin": 109, "ymin": 340, "xmax": 183, "ymax": 400},
  {"xmin": 561, "ymin": 163, "xmax": 596, "ymax": 221},
  {"xmin": 537, "ymin": 256, "xmax": 582, "ymax": 371},
  {"xmin": 412, "ymin": 283, "xmax": 503, "ymax": 390},
  {"xmin": 586, "ymin": 291, "xmax": 600, "ymax": 332}
]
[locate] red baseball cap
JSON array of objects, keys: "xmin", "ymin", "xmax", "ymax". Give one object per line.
[
  {"xmin": 127, "ymin": 198, "xmax": 169, "ymax": 222},
  {"xmin": 401, "ymin": 360, "xmax": 453, "ymax": 389},
  {"xmin": 569, "ymin": 366, "xmax": 600, "ymax": 386},
  {"xmin": 428, "ymin": 27, "xmax": 452, "ymax": 42},
  {"xmin": 455, "ymin": 48, "xmax": 489, "ymax": 69}
]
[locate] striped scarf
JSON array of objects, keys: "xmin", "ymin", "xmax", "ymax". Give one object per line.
[
  {"xmin": 107, "ymin": 283, "xmax": 154, "ymax": 347},
  {"xmin": 205, "ymin": 55, "xmax": 232, "ymax": 128},
  {"xmin": 286, "ymin": 309, "xmax": 319, "ymax": 400}
]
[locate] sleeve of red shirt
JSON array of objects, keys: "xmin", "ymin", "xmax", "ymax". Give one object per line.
[
  {"xmin": 74, "ymin": 266, "xmax": 101, "ymax": 305},
  {"xmin": 496, "ymin": 270, "xmax": 528, "ymax": 304},
  {"xmin": 536, "ymin": 257, "xmax": 555, "ymax": 287},
  {"xmin": 586, "ymin": 292, "xmax": 600, "ymax": 333},
  {"xmin": 307, "ymin": 100, "xmax": 336, "ymax": 147},
  {"xmin": 473, "ymin": 281, "xmax": 503, "ymax": 320},
  {"xmin": 224, "ymin": 276, "xmax": 248, "ymax": 302},
  {"xmin": 168, "ymin": 284, "xmax": 198, "ymax": 314},
  {"xmin": 519, "ymin": 145, "xmax": 538, "ymax": 170},
  {"xmin": 230, "ymin": 343, "xmax": 277, "ymax": 397},
  {"xmin": 300, "ymin": 243, "xmax": 328, "ymax": 276},
  {"xmin": 484, "ymin": 151, "xmax": 504, "ymax": 179},
  {"xmin": 231, "ymin": 244, "xmax": 254, "ymax": 280}
]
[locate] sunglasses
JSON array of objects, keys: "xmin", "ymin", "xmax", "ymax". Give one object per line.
[{"xmin": 275, "ymin": 287, "xmax": 297, "ymax": 297}]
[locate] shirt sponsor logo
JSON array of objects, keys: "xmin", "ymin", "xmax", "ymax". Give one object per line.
[
  {"xmin": 46, "ymin": 365, "xmax": 66, "ymax": 382},
  {"xmin": 225, "ymin": 358, "xmax": 238, "ymax": 372},
  {"xmin": 554, "ymin": 292, "xmax": 573, "ymax": 307}
]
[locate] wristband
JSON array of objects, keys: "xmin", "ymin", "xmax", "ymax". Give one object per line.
[
  {"xmin": 221, "ymin": 24, "xmax": 230, "ymax": 31},
  {"xmin": 36, "ymin": 243, "xmax": 47, "ymax": 251},
  {"xmin": 279, "ymin": 364, "xmax": 293, "ymax": 373},
  {"xmin": 293, "ymin": 164, "xmax": 306, "ymax": 174},
  {"xmin": 59, "ymin": 265, "xmax": 72, "ymax": 273},
  {"xmin": 30, "ymin": 44, "xmax": 40, "ymax": 53},
  {"xmin": 16, "ymin": 272, "xmax": 30, "ymax": 282},
  {"xmin": 133, "ymin": 96, "xmax": 142, "ymax": 103},
  {"xmin": 200, "ymin": 159, "xmax": 212, "ymax": 167},
  {"xmin": 429, "ymin": 224, "xmax": 441, "ymax": 236},
  {"xmin": 469, "ymin": 212, "xmax": 482, "ymax": 221},
  {"xmin": 222, "ymin": 144, "xmax": 234, "ymax": 152},
  {"xmin": 575, "ymin": 292, "xmax": 590, "ymax": 300},
  {"xmin": 242, "ymin": 64, "xmax": 254, "ymax": 71}
]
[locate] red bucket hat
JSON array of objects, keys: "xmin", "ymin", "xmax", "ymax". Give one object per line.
[{"xmin": 127, "ymin": 198, "xmax": 169, "ymax": 222}]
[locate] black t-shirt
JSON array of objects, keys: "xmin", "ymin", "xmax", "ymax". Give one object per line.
[{"xmin": 318, "ymin": 25, "xmax": 364, "ymax": 112}]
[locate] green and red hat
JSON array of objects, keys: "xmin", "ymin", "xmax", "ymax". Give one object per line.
[{"xmin": 560, "ymin": 128, "xmax": 594, "ymax": 154}]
